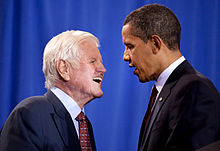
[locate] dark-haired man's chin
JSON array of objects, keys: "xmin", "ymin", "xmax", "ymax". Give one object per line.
[{"xmin": 138, "ymin": 77, "xmax": 149, "ymax": 83}]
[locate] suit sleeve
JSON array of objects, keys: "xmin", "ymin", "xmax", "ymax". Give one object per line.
[
  {"xmin": 0, "ymin": 106, "xmax": 43, "ymax": 151},
  {"xmin": 168, "ymin": 80, "xmax": 220, "ymax": 150}
]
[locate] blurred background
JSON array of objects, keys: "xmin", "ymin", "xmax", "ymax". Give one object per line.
[{"xmin": 0, "ymin": 0, "xmax": 219, "ymax": 150}]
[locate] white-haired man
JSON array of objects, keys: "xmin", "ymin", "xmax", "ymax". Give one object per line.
[{"xmin": 0, "ymin": 30, "xmax": 106, "ymax": 151}]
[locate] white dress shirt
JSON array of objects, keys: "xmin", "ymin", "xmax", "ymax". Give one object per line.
[
  {"xmin": 155, "ymin": 56, "xmax": 186, "ymax": 99},
  {"xmin": 50, "ymin": 87, "xmax": 84, "ymax": 138}
]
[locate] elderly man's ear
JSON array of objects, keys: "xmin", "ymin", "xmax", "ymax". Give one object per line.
[{"xmin": 56, "ymin": 59, "xmax": 70, "ymax": 81}]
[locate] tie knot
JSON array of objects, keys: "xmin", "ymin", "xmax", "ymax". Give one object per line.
[
  {"xmin": 151, "ymin": 85, "xmax": 158, "ymax": 96},
  {"xmin": 76, "ymin": 111, "xmax": 86, "ymax": 121}
]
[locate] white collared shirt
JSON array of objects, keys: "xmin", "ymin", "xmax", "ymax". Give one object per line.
[
  {"xmin": 155, "ymin": 56, "xmax": 186, "ymax": 98},
  {"xmin": 50, "ymin": 87, "xmax": 84, "ymax": 138}
]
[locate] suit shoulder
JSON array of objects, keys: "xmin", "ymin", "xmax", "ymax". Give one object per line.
[
  {"xmin": 176, "ymin": 70, "xmax": 220, "ymax": 100},
  {"xmin": 2, "ymin": 94, "xmax": 55, "ymax": 133},
  {"xmin": 180, "ymin": 70, "xmax": 215, "ymax": 86},
  {"xmin": 13, "ymin": 95, "xmax": 53, "ymax": 115},
  {"xmin": 175, "ymin": 61, "xmax": 212, "ymax": 85}
]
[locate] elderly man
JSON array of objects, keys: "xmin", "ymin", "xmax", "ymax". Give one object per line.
[
  {"xmin": 0, "ymin": 30, "xmax": 106, "ymax": 151},
  {"xmin": 122, "ymin": 4, "xmax": 220, "ymax": 151}
]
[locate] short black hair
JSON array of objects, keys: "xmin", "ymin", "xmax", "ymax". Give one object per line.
[{"xmin": 123, "ymin": 4, "xmax": 181, "ymax": 50}]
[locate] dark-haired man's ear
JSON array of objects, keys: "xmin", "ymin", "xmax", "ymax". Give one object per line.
[
  {"xmin": 56, "ymin": 59, "xmax": 70, "ymax": 81},
  {"xmin": 151, "ymin": 35, "xmax": 162, "ymax": 54}
]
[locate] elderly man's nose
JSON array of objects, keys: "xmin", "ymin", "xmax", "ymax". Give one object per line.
[
  {"xmin": 102, "ymin": 64, "xmax": 107, "ymax": 73},
  {"xmin": 98, "ymin": 63, "xmax": 107, "ymax": 74}
]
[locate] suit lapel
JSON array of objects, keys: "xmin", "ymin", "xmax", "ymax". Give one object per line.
[
  {"xmin": 50, "ymin": 113, "xmax": 69, "ymax": 145},
  {"xmin": 45, "ymin": 90, "xmax": 81, "ymax": 149},
  {"xmin": 140, "ymin": 60, "xmax": 192, "ymax": 150},
  {"xmin": 140, "ymin": 81, "xmax": 175, "ymax": 150}
]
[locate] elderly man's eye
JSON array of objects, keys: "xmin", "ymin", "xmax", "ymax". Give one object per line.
[{"xmin": 90, "ymin": 59, "xmax": 96, "ymax": 64}]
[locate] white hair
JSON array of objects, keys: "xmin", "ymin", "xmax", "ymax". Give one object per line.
[{"xmin": 43, "ymin": 30, "xmax": 100, "ymax": 89}]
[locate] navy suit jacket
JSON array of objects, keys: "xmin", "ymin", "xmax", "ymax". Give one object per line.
[
  {"xmin": 0, "ymin": 90, "xmax": 96, "ymax": 151},
  {"xmin": 138, "ymin": 60, "xmax": 220, "ymax": 151}
]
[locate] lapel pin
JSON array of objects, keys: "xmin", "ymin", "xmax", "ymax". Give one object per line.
[{"xmin": 159, "ymin": 97, "xmax": 163, "ymax": 102}]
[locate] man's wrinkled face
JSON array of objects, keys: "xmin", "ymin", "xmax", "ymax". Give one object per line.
[
  {"xmin": 68, "ymin": 38, "xmax": 106, "ymax": 99},
  {"xmin": 122, "ymin": 24, "xmax": 158, "ymax": 82}
]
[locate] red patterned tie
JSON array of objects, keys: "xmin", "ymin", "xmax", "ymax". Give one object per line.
[
  {"xmin": 76, "ymin": 112, "xmax": 92, "ymax": 151},
  {"xmin": 143, "ymin": 85, "xmax": 158, "ymax": 129}
]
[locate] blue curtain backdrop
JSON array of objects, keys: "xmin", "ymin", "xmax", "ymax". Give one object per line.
[{"xmin": 0, "ymin": 0, "xmax": 219, "ymax": 150}]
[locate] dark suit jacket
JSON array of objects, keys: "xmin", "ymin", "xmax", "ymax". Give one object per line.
[
  {"xmin": 138, "ymin": 60, "xmax": 220, "ymax": 151},
  {"xmin": 196, "ymin": 140, "xmax": 220, "ymax": 151},
  {"xmin": 0, "ymin": 90, "xmax": 96, "ymax": 151}
]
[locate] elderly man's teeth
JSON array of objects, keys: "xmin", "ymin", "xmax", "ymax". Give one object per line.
[{"xmin": 93, "ymin": 77, "xmax": 102, "ymax": 83}]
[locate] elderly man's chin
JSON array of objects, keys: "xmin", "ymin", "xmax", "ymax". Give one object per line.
[{"xmin": 93, "ymin": 90, "xmax": 103, "ymax": 98}]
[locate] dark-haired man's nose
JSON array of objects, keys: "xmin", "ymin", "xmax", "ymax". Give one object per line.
[{"xmin": 123, "ymin": 50, "xmax": 130, "ymax": 62}]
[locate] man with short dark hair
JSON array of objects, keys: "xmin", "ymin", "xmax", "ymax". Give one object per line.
[{"xmin": 122, "ymin": 4, "xmax": 220, "ymax": 151}]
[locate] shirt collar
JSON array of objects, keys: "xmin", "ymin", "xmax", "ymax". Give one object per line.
[
  {"xmin": 155, "ymin": 56, "xmax": 185, "ymax": 93},
  {"xmin": 50, "ymin": 87, "xmax": 84, "ymax": 121}
]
